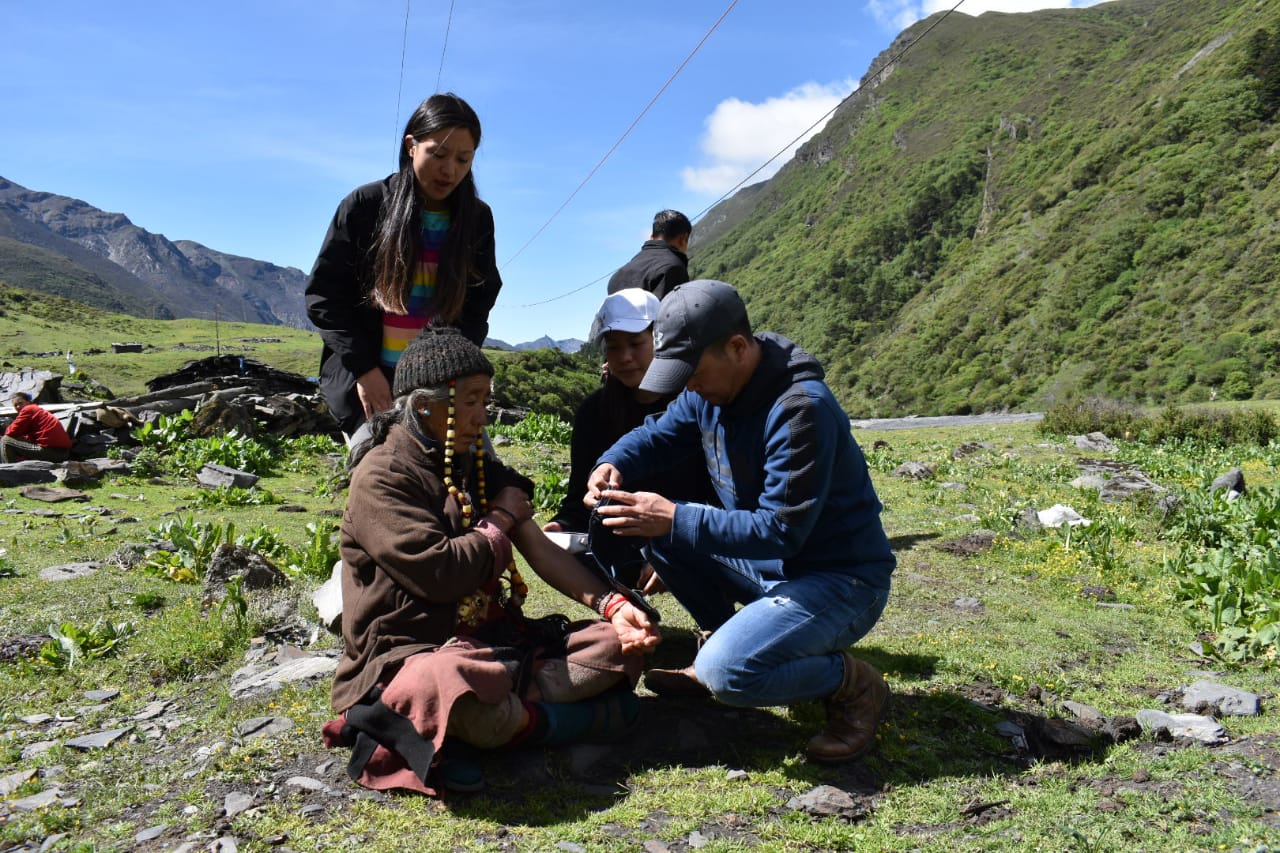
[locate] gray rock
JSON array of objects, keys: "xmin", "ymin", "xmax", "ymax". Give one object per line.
[
  {"xmin": 38, "ymin": 833, "xmax": 68, "ymax": 852},
  {"xmin": 0, "ymin": 768, "xmax": 36, "ymax": 797},
  {"xmin": 1181, "ymin": 680, "xmax": 1261, "ymax": 717},
  {"xmin": 1070, "ymin": 474, "xmax": 1108, "ymax": 491},
  {"xmin": 21, "ymin": 741, "xmax": 57, "ymax": 760},
  {"xmin": 205, "ymin": 544, "xmax": 288, "ymax": 595},
  {"xmin": 236, "ymin": 715, "xmax": 295, "ymax": 740},
  {"xmin": 8, "ymin": 787, "xmax": 64, "ymax": 811},
  {"xmin": 1015, "ymin": 507, "xmax": 1043, "ymax": 531},
  {"xmin": 556, "ymin": 843, "xmax": 588, "ymax": 853},
  {"xmin": 952, "ymin": 597, "xmax": 983, "ymax": 611},
  {"xmin": 1136, "ymin": 709, "xmax": 1227, "ymax": 745},
  {"xmin": 1211, "ymin": 467, "xmax": 1246, "ymax": 498},
  {"xmin": 0, "ymin": 460, "xmax": 58, "ymax": 486},
  {"xmin": 1099, "ymin": 472, "xmax": 1165, "ymax": 502},
  {"xmin": 134, "ymin": 825, "xmax": 167, "ymax": 843},
  {"xmin": 65, "ymin": 726, "xmax": 132, "ymax": 750},
  {"xmin": 38, "ymin": 561, "xmax": 103, "ymax": 581},
  {"xmin": 893, "ymin": 461, "xmax": 937, "ymax": 480},
  {"xmin": 211, "ymin": 836, "xmax": 241, "ymax": 853},
  {"xmin": 196, "ymin": 463, "xmax": 259, "ymax": 489},
  {"xmin": 1062, "ymin": 700, "xmax": 1106, "ymax": 728},
  {"xmin": 953, "ymin": 441, "xmax": 992, "ymax": 458},
  {"xmin": 726, "ymin": 769, "xmax": 750, "ymax": 781},
  {"xmin": 134, "ymin": 699, "xmax": 174, "ymax": 721},
  {"xmin": 230, "ymin": 656, "xmax": 336, "ymax": 700},
  {"xmin": 1070, "ymin": 432, "xmax": 1116, "ymax": 451},
  {"xmin": 285, "ymin": 776, "xmax": 332, "ymax": 794},
  {"xmin": 83, "ymin": 689, "xmax": 119, "ymax": 702},
  {"xmin": 224, "ymin": 791, "xmax": 255, "ymax": 817},
  {"xmin": 785, "ymin": 785, "xmax": 870, "ymax": 819}
]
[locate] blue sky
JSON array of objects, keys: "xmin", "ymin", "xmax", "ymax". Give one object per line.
[{"xmin": 2, "ymin": 0, "xmax": 1102, "ymax": 344}]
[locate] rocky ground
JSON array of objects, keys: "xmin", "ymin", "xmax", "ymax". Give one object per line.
[{"xmin": 2, "ymin": 612, "xmax": 1275, "ymax": 852}]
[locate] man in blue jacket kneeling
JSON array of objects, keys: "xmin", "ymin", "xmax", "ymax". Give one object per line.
[{"xmin": 587, "ymin": 279, "xmax": 896, "ymax": 763}]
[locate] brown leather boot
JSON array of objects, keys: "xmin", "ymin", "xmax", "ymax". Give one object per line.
[
  {"xmin": 806, "ymin": 652, "xmax": 889, "ymax": 763},
  {"xmin": 644, "ymin": 665, "xmax": 711, "ymax": 699}
]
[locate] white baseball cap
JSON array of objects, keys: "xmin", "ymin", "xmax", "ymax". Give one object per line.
[{"xmin": 588, "ymin": 289, "xmax": 660, "ymax": 344}]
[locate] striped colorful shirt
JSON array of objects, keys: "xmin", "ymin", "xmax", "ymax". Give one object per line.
[{"xmin": 381, "ymin": 209, "xmax": 450, "ymax": 368}]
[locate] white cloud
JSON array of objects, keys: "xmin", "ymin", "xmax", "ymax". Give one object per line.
[
  {"xmin": 681, "ymin": 80, "xmax": 856, "ymax": 196},
  {"xmin": 867, "ymin": 0, "xmax": 1108, "ymax": 32}
]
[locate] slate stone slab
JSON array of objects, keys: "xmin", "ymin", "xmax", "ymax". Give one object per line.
[
  {"xmin": 0, "ymin": 460, "xmax": 58, "ymax": 486},
  {"xmin": 229, "ymin": 656, "xmax": 336, "ymax": 700},
  {"xmin": 39, "ymin": 561, "xmax": 104, "ymax": 582},
  {"xmin": 1136, "ymin": 709, "xmax": 1227, "ymax": 745},
  {"xmin": 65, "ymin": 727, "xmax": 132, "ymax": 750},
  {"xmin": 1182, "ymin": 680, "xmax": 1261, "ymax": 717},
  {"xmin": 197, "ymin": 464, "xmax": 258, "ymax": 489}
]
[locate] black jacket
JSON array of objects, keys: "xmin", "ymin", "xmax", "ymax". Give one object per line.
[
  {"xmin": 606, "ymin": 239, "xmax": 689, "ymax": 300},
  {"xmin": 306, "ymin": 177, "xmax": 502, "ymax": 433},
  {"xmin": 551, "ymin": 375, "xmax": 712, "ymax": 532}
]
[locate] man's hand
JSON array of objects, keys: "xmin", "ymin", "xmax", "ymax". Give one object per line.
[
  {"xmin": 595, "ymin": 489, "xmax": 676, "ymax": 538},
  {"xmin": 355, "ymin": 367, "xmax": 393, "ymax": 419},
  {"xmin": 636, "ymin": 562, "xmax": 667, "ymax": 596},
  {"xmin": 609, "ymin": 601, "xmax": 661, "ymax": 654},
  {"xmin": 585, "ymin": 463, "xmax": 623, "ymax": 506}
]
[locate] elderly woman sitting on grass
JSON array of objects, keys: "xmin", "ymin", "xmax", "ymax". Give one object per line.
[{"xmin": 321, "ymin": 326, "xmax": 660, "ymax": 795}]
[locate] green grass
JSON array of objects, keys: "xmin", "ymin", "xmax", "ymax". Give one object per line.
[
  {"xmin": 0, "ymin": 284, "xmax": 323, "ymax": 399},
  {"xmin": 1, "ymin": 420, "xmax": 1278, "ymax": 851}
]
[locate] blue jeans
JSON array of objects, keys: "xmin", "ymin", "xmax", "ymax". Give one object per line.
[{"xmin": 648, "ymin": 541, "xmax": 890, "ymax": 707}]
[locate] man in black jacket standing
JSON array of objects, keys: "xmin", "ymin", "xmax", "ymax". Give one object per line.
[{"xmin": 607, "ymin": 210, "xmax": 692, "ymax": 300}]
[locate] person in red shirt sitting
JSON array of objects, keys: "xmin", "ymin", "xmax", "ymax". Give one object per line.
[{"xmin": 2, "ymin": 393, "xmax": 73, "ymax": 463}]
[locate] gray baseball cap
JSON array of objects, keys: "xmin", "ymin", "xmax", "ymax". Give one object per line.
[{"xmin": 639, "ymin": 280, "xmax": 748, "ymax": 394}]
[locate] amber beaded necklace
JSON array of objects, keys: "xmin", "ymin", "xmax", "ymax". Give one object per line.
[{"xmin": 442, "ymin": 380, "xmax": 528, "ymax": 627}]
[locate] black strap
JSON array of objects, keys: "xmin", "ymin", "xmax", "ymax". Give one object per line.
[{"xmin": 342, "ymin": 698, "xmax": 437, "ymax": 785}]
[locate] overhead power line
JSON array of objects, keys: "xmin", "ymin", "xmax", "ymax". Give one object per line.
[
  {"xmin": 690, "ymin": 0, "xmax": 968, "ymax": 222},
  {"xmin": 502, "ymin": 0, "xmax": 741, "ymax": 276},
  {"xmin": 436, "ymin": 0, "xmax": 457, "ymax": 92},
  {"xmin": 517, "ymin": 0, "xmax": 969, "ymax": 310},
  {"xmin": 393, "ymin": 0, "xmax": 412, "ymax": 148}
]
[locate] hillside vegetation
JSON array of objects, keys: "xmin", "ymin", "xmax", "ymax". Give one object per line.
[{"xmin": 691, "ymin": 0, "xmax": 1280, "ymax": 417}]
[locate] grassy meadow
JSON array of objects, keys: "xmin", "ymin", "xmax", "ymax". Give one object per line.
[
  {"xmin": 0, "ymin": 398, "xmax": 1278, "ymax": 850},
  {"xmin": 0, "ymin": 285, "xmax": 322, "ymax": 399}
]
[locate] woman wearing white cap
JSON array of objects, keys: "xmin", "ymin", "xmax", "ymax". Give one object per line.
[{"xmin": 544, "ymin": 289, "xmax": 710, "ymax": 585}]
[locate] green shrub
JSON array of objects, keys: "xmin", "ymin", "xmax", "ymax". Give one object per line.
[
  {"xmin": 492, "ymin": 412, "xmax": 573, "ymax": 445},
  {"xmin": 1039, "ymin": 397, "xmax": 1279, "ymax": 448},
  {"xmin": 491, "ymin": 349, "xmax": 598, "ymax": 422},
  {"xmin": 1038, "ymin": 396, "xmax": 1143, "ymax": 438},
  {"xmin": 1165, "ymin": 485, "xmax": 1280, "ymax": 663},
  {"xmin": 37, "ymin": 620, "xmax": 135, "ymax": 670}
]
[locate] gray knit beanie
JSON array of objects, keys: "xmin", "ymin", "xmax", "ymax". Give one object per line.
[{"xmin": 392, "ymin": 326, "xmax": 494, "ymax": 397}]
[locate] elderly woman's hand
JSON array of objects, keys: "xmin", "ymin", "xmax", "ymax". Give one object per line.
[
  {"xmin": 610, "ymin": 601, "xmax": 662, "ymax": 655},
  {"xmin": 490, "ymin": 486, "xmax": 534, "ymax": 532}
]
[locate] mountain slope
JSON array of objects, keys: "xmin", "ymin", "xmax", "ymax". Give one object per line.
[
  {"xmin": 691, "ymin": 0, "xmax": 1280, "ymax": 416},
  {"xmin": 0, "ymin": 177, "xmax": 308, "ymax": 328}
]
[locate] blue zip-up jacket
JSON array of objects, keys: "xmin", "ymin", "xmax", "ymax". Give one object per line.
[{"xmin": 598, "ymin": 333, "xmax": 894, "ymax": 589}]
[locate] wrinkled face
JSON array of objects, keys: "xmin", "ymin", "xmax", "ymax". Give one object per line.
[
  {"xmin": 603, "ymin": 329, "xmax": 655, "ymax": 390},
  {"xmin": 405, "ymin": 126, "xmax": 476, "ymax": 210},
  {"xmin": 421, "ymin": 373, "xmax": 491, "ymax": 453}
]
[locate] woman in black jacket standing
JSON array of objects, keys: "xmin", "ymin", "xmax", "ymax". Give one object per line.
[{"xmin": 306, "ymin": 92, "xmax": 502, "ymax": 437}]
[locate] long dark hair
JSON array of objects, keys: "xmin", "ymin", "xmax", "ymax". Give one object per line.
[{"xmin": 371, "ymin": 92, "xmax": 484, "ymax": 318}]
